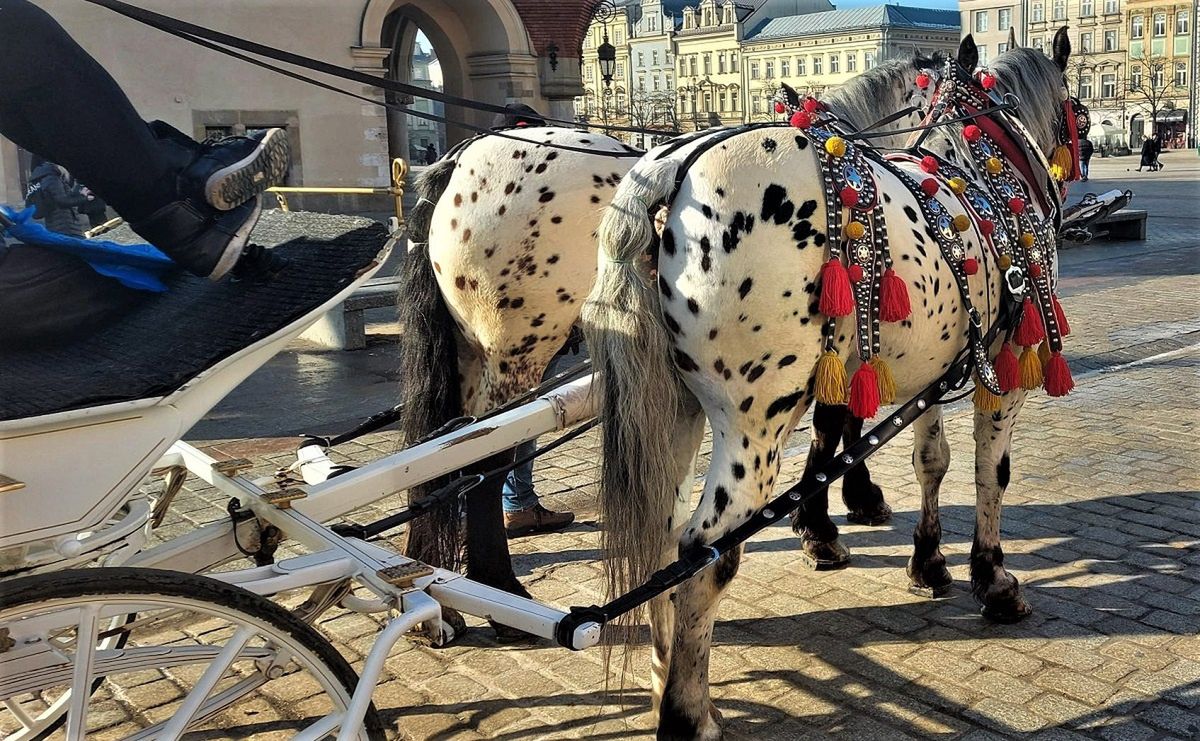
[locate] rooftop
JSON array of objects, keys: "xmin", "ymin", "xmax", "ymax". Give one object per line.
[{"xmin": 745, "ymin": 3, "xmax": 960, "ymax": 41}]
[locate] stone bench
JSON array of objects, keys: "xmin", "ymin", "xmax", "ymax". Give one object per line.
[
  {"xmin": 299, "ymin": 275, "xmax": 399, "ymax": 350},
  {"xmin": 1095, "ymin": 208, "xmax": 1147, "ymax": 241}
]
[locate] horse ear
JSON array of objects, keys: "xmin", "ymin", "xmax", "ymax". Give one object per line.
[
  {"xmin": 957, "ymin": 34, "xmax": 979, "ymax": 72},
  {"xmin": 780, "ymin": 82, "xmax": 801, "ymax": 108},
  {"xmin": 1008, "ymin": 26, "xmax": 1019, "ymax": 49},
  {"xmin": 1052, "ymin": 26, "xmax": 1071, "ymax": 71}
]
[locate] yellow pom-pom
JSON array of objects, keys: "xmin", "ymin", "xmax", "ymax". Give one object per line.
[
  {"xmin": 869, "ymin": 356, "xmax": 897, "ymax": 404},
  {"xmin": 986, "ymin": 157, "xmax": 1003, "ymax": 174},
  {"xmin": 1050, "ymin": 145, "xmax": 1073, "ymax": 181},
  {"xmin": 1019, "ymin": 346, "xmax": 1043, "ymax": 390},
  {"xmin": 953, "ymin": 214, "xmax": 971, "ymax": 232},
  {"xmin": 973, "ymin": 381, "xmax": 1002, "ymax": 412},
  {"xmin": 998, "ymin": 254, "xmax": 1013, "ymax": 270},
  {"xmin": 815, "ymin": 350, "xmax": 848, "ymax": 405},
  {"xmin": 825, "ymin": 136, "xmax": 847, "ymax": 157},
  {"xmin": 1038, "ymin": 338, "xmax": 1051, "ymax": 367},
  {"xmin": 844, "ymin": 221, "xmax": 866, "ymax": 240},
  {"xmin": 1019, "ymin": 232, "xmax": 1035, "ymax": 248},
  {"xmin": 948, "ymin": 177, "xmax": 967, "ymax": 194}
]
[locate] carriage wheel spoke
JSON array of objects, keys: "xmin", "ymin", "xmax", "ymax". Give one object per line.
[
  {"xmin": 65, "ymin": 604, "xmax": 100, "ymax": 739},
  {"xmin": 158, "ymin": 624, "xmax": 257, "ymax": 740}
]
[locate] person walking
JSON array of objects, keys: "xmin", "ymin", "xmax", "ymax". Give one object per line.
[
  {"xmin": 1077, "ymin": 137, "xmax": 1094, "ymax": 181},
  {"xmin": 25, "ymin": 158, "xmax": 91, "ymax": 236},
  {"xmin": 1137, "ymin": 136, "xmax": 1156, "ymax": 171},
  {"xmin": 423, "ymin": 142, "xmax": 438, "ymax": 165}
]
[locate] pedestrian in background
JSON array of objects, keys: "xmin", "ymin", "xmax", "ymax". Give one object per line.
[
  {"xmin": 25, "ymin": 158, "xmax": 92, "ymax": 236},
  {"xmin": 1137, "ymin": 137, "xmax": 1156, "ymax": 171},
  {"xmin": 1078, "ymin": 137, "xmax": 1094, "ymax": 181},
  {"xmin": 423, "ymin": 142, "xmax": 438, "ymax": 165}
]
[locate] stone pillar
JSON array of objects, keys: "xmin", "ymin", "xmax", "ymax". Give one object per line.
[
  {"xmin": 537, "ymin": 56, "xmax": 586, "ymax": 124},
  {"xmin": 350, "ymin": 46, "xmax": 393, "ymax": 187},
  {"xmin": 466, "ymin": 52, "xmax": 542, "ymax": 127}
]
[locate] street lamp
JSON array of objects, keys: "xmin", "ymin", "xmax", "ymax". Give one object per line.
[{"xmin": 598, "ymin": 38, "xmax": 616, "ymax": 87}]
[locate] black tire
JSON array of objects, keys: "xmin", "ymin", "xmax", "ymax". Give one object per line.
[{"xmin": 0, "ymin": 567, "xmax": 386, "ymax": 740}]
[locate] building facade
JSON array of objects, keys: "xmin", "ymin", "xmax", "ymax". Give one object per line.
[
  {"xmin": 960, "ymin": 0, "xmax": 1024, "ymax": 64},
  {"xmin": 1125, "ymin": 0, "xmax": 1193, "ymax": 147},
  {"xmin": 628, "ymin": 0, "xmax": 683, "ymax": 146},
  {"xmin": 580, "ymin": 2, "xmax": 635, "ymax": 134}
]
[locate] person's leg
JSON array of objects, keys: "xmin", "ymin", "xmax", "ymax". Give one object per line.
[{"xmin": 501, "ymin": 441, "xmax": 540, "ymax": 513}]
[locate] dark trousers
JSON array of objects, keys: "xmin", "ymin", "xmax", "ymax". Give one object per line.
[{"xmin": 0, "ymin": 0, "xmax": 175, "ymax": 222}]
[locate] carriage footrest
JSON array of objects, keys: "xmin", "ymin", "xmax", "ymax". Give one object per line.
[
  {"xmin": 213, "ymin": 458, "xmax": 254, "ymax": 477},
  {"xmin": 378, "ymin": 562, "xmax": 435, "ymax": 589},
  {"xmin": 262, "ymin": 487, "xmax": 307, "ymax": 509}
]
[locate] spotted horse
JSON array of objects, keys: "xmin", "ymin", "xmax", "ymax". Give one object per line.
[
  {"xmin": 392, "ymin": 58, "xmax": 940, "ymax": 634},
  {"xmin": 582, "ymin": 31, "xmax": 1082, "ymax": 739}
]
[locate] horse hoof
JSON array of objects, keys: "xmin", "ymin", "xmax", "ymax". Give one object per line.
[
  {"xmin": 846, "ymin": 501, "xmax": 893, "ymax": 526},
  {"xmin": 799, "ymin": 536, "xmax": 851, "ymax": 571},
  {"xmin": 907, "ymin": 556, "xmax": 953, "ymax": 598},
  {"xmin": 981, "ymin": 597, "xmax": 1032, "ymax": 624}
]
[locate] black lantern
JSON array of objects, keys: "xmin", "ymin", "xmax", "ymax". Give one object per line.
[{"xmin": 598, "ymin": 37, "xmax": 616, "ymax": 87}]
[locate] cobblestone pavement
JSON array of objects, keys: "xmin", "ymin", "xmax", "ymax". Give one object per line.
[{"xmin": 139, "ymin": 154, "xmax": 1200, "ymax": 739}]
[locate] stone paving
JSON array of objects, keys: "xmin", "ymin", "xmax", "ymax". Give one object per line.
[{"xmin": 138, "ymin": 153, "xmax": 1200, "ymax": 739}]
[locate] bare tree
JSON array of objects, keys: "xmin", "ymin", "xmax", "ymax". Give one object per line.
[{"xmin": 1126, "ymin": 53, "xmax": 1180, "ymax": 142}]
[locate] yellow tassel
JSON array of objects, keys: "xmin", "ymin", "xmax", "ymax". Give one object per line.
[
  {"xmin": 1050, "ymin": 145, "xmax": 1072, "ymax": 181},
  {"xmin": 815, "ymin": 350, "xmax": 848, "ymax": 405},
  {"xmin": 973, "ymin": 380, "xmax": 1002, "ymax": 412},
  {"xmin": 1038, "ymin": 338, "xmax": 1052, "ymax": 367},
  {"xmin": 869, "ymin": 355, "xmax": 897, "ymax": 404},
  {"xmin": 1019, "ymin": 346, "xmax": 1043, "ymax": 390}
]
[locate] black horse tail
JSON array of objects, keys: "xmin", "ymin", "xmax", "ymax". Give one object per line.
[{"xmin": 397, "ymin": 155, "xmax": 464, "ymax": 570}]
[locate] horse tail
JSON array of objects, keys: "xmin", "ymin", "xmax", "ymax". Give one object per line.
[
  {"xmin": 582, "ymin": 156, "xmax": 688, "ymax": 646},
  {"xmin": 396, "ymin": 156, "xmax": 464, "ymax": 569}
]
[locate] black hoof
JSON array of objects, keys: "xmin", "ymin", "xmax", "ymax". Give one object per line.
[
  {"xmin": 907, "ymin": 554, "xmax": 953, "ymax": 598},
  {"xmin": 981, "ymin": 596, "xmax": 1032, "ymax": 624},
  {"xmin": 799, "ymin": 535, "xmax": 851, "ymax": 570},
  {"xmin": 846, "ymin": 501, "xmax": 893, "ymax": 526}
]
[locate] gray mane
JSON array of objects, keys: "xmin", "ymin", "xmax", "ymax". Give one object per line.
[
  {"xmin": 989, "ymin": 48, "xmax": 1066, "ymax": 154},
  {"xmin": 823, "ymin": 53, "xmax": 942, "ymax": 134}
]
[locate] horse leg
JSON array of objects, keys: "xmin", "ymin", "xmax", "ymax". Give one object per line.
[
  {"xmin": 971, "ymin": 390, "xmax": 1032, "ymax": 622},
  {"xmin": 841, "ymin": 411, "xmax": 893, "ymax": 525},
  {"xmin": 907, "ymin": 407, "xmax": 954, "ymax": 596},
  {"xmin": 790, "ymin": 402, "xmax": 851, "ymax": 570}
]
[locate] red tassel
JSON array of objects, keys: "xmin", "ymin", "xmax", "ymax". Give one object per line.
[
  {"xmin": 1013, "ymin": 298, "xmax": 1045, "ymax": 347},
  {"xmin": 1043, "ymin": 351, "xmax": 1074, "ymax": 397},
  {"xmin": 994, "ymin": 343, "xmax": 1020, "ymax": 393},
  {"xmin": 819, "ymin": 259, "xmax": 855, "ymax": 317},
  {"xmin": 880, "ymin": 268, "xmax": 911, "ymax": 322},
  {"xmin": 1052, "ymin": 294, "xmax": 1071, "ymax": 337},
  {"xmin": 848, "ymin": 361, "xmax": 881, "ymax": 419}
]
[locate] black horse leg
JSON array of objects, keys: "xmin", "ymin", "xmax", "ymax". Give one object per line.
[
  {"xmin": 463, "ymin": 450, "xmax": 531, "ymax": 598},
  {"xmin": 790, "ymin": 403, "xmax": 850, "ymax": 569},
  {"xmin": 841, "ymin": 414, "xmax": 893, "ymax": 525}
]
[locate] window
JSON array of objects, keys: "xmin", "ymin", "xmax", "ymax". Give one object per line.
[
  {"xmin": 752, "ymin": 96, "xmax": 761, "ymax": 114},
  {"xmin": 1130, "ymin": 65, "xmax": 1142, "ymax": 88},
  {"xmin": 638, "ymin": 76, "xmax": 645, "ymax": 91},
  {"xmin": 1034, "ymin": 36, "xmax": 1045, "ymax": 51},
  {"xmin": 846, "ymin": 53, "xmax": 857, "ymax": 72},
  {"xmin": 690, "ymin": 56, "xmax": 697, "ymax": 76},
  {"xmin": 653, "ymin": 75, "xmax": 660, "ymax": 91},
  {"xmin": 1104, "ymin": 30, "xmax": 1117, "ymax": 51},
  {"xmin": 652, "ymin": 50, "xmax": 659, "ymax": 65},
  {"xmin": 732, "ymin": 91, "xmax": 738, "ymax": 111},
  {"xmin": 1153, "ymin": 13, "xmax": 1166, "ymax": 37},
  {"xmin": 780, "ymin": 59, "xmax": 789, "ymax": 76},
  {"xmin": 1104, "ymin": 0, "xmax": 1118, "ymax": 13},
  {"xmin": 1178, "ymin": 10, "xmax": 1190, "ymax": 35},
  {"xmin": 1078, "ymin": 74, "xmax": 1093, "ymax": 99},
  {"xmin": 1101, "ymin": 73, "xmax": 1116, "ymax": 97},
  {"xmin": 750, "ymin": 61, "xmax": 759, "ymax": 80},
  {"xmin": 975, "ymin": 10, "xmax": 989, "ymax": 32},
  {"xmin": 1081, "ymin": 32, "xmax": 1093, "ymax": 53},
  {"xmin": 863, "ymin": 51, "xmax": 875, "ymax": 69},
  {"xmin": 978, "ymin": 45, "xmax": 989, "ymax": 65},
  {"xmin": 797, "ymin": 57, "xmax": 806, "ymax": 75},
  {"xmin": 616, "ymin": 62, "xmax": 624, "ymax": 77},
  {"xmin": 1032, "ymin": 3, "xmax": 1044, "ymax": 22},
  {"xmin": 638, "ymin": 52, "xmax": 644, "ymax": 67},
  {"xmin": 703, "ymin": 92, "xmax": 711, "ymax": 112},
  {"xmin": 1176, "ymin": 62, "xmax": 1188, "ymax": 87},
  {"xmin": 730, "ymin": 53, "xmax": 738, "ymax": 72},
  {"xmin": 1053, "ymin": 0, "xmax": 1066, "ymax": 21},
  {"xmin": 765, "ymin": 61, "xmax": 774, "ymax": 79},
  {"xmin": 999, "ymin": 8, "xmax": 1012, "ymax": 29},
  {"xmin": 1152, "ymin": 64, "xmax": 1164, "ymax": 87},
  {"xmin": 649, "ymin": 14, "xmax": 657, "ymax": 31},
  {"xmin": 1081, "ymin": 0, "xmax": 1093, "ymax": 16},
  {"xmin": 813, "ymin": 56, "xmax": 822, "ymax": 74},
  {"xmin": 718, "ymin": 53, "xmax": 726, "ymax": 73},
  {"xmin": 703, "ymin": 8, "xmax": 712, "ymax": 25},
  {"xmin": 829, "ymin": 55, "xmax": 839, "ymax": 73},
  {"xmin": 1131, "ymin": 15, "xmax": 1143, "ymax": 38},
  {"xmin": 998, "ymin": 42, "xmax": 1009, "ymax": 54},
  {"xmin": 704, "ymin": 53, "xmax": 711, "ymax": 75}
]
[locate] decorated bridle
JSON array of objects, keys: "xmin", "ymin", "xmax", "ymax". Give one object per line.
[{"xmin": 769, "ymin": 53, "xmax": 1081, "ymax": 419}]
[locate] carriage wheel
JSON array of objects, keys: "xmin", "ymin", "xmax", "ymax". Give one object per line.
[{"xmin": 0, "ymin": 568, "xmax": 386, "ymax": 740}]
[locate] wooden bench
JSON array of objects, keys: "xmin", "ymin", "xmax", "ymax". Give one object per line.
[
  {"xmin": 1094, "ymin": 208, "xmax": 1147, "ymax": 241},
  {"xmin": 299, "ymin": 275, "xmax": 399, "ymax": 350}
]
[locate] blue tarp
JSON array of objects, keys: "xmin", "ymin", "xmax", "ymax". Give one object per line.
[{"xmin": 0, "ymin": 205, "xmax": 175, "ymax": 292}]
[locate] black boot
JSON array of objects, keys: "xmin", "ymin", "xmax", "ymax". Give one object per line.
[
  {"xmin": 149, "ymin": 121, "xmax": 290, "ymax": 210},
  {"xmin": 131, "ymin": 195, "xmax": 263, "ymax": 280}
]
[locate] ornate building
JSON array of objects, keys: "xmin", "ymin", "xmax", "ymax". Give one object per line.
[{"xmin": 1125, "ymin": 0, "xmax": 1193, "ymax": 147}]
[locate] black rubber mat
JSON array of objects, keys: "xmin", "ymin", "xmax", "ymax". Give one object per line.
[{"xmin": 1, "ymin": 210, "xmax": 390, "ymax": 421}]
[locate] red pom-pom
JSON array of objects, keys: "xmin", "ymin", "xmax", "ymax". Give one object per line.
[
  {"xmin": 819, "ymin": 259, "xmax": 855, "ymax": 317},
  {"xmin": 920, "ymin": 178, "xmax": 940, "ymax": 197},
  {"xmin": 963, "ymin": 124, "xmax": 982, "ymax": 142},
  {"xmin": 1043, "ymin": 351, "xmax": 1074, "ymax": 397},
  {"xmin": 880, "ymin": 268, "xmax": 911, "ymax": 322},
  {"xmin": 1014, "ymin": 297, "xmax": 1045, "ymax": 347},
  {"xmin": 848, "ymin": 362, "xmax": 881, "ymax": 419},
  {"xmin": 1052, "ymin": 294, "xmax": 1070, "ymax": 337},
  {"xmin": 1008, "ymin": 197, "xmax": 1026, "ymax": 214},
  {"xmin": 963, "ymin": 257, "xmax": 980, "ymax": 275},
  {"xmin": 979, "ymin": 219, "xmax": 995, "ymax": 237},
  {"xmin": 1029, "ymin": 263, "xmax": 1043, "ymax": 278},
  {"xmin": 774, "ymin": 101, "xmax": 786, "ymax": 114},
  {"xmin": 790, "ymin": 110, "xmax": 812, "ymax": 129},
  {"xmin": 980, "ymin": 73, "xmax": 997, "ymax": 90},
  {"xmin": 920, "ymin": 156, "xmax": 939, "ymax": 174},
  {"xmin": 516, "ymin": 121, "xmax": 528, "ymax": 127},
  {"xmin": 915, "ymin": 72, "xmax": 931, "ymax": 89},
  {"xmin": 847, "ymin": 264, "xmax": 865, "ymax": 282},
  {"xmin": 803, "ymin": 98, "xmax": 821, "ymax": 113},
  {"xmin": 994, "ymin": 343, "xmax": 1020, "ymax": 392},
  {"xmin": 840, "ymin": 186, "xmax": 860, "ymax": 207}
]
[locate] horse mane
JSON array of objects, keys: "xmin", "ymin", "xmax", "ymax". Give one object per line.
[
  {"xmin": 823, "ymin": 52, "xmax": 943, "ymax": 132},
  {"xmin": 989, "ymin": 48, "xmax": 1065, "ymax": 154}
]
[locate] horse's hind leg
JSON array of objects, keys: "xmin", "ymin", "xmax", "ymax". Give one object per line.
[
  {"xmin": 841, "ymin": 412, "xmax": 893, "ymax": 525},
  {"xmin": 790, "ymin": 402, "xmax": 851, "ymax": 570},
  {"xmin": 971, "ymin": 391, "xmax": 1032, "ymax": 622},
  {"xmin": 907, "ymin": 407, "xmax": 954, "ymax": 596}
]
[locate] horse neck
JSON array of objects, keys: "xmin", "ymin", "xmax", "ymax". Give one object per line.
[{"xmin": 823, "ymin": 63, "xmax": 927, "ymax": 150}]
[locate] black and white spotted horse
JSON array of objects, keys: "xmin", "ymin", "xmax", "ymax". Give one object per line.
[
  {"xmin": 583, "ymin": 31, "xmax": 1080, "ymax": 739},
  {"xmin": 394, "ymin": 59, "xmax": 937, "ymax": 616}
]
